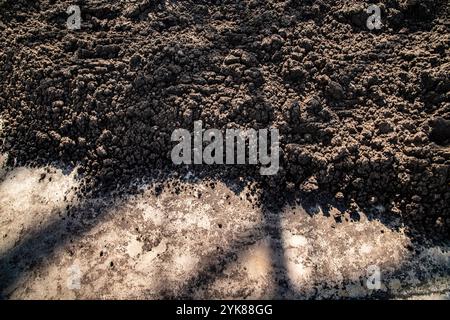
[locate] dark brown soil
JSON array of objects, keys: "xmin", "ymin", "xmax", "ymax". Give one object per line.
[{"xmin": 0, "ymin": 0, "xmax": 449, "ymax": 234}]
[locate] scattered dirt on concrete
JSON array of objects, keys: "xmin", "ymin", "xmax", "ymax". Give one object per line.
[
  {"xmin": 0, "ymin": 166, "xmax": 449, "ymax": 299},
  {"xmin": 0, "ymin": 0, "xmax": 449, "ymax": 299}
]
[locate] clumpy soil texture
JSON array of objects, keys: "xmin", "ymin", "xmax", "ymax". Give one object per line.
[{"xmin": 0, "ymin": 0, "xmax": 449, "ymax": 234}]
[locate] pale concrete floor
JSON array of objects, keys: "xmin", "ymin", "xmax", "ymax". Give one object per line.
[{"xmin": 0, "ymin": 159, "xmax": 449, "ymax": 299}]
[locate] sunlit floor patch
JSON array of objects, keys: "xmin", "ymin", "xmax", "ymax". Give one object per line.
[{"xmin": 0, "ymin": 165, "xmax": 78, "ymax": 255}]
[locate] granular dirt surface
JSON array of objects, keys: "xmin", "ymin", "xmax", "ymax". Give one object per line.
[{"xmin": 0, "ymin": 0, "xmax": 449, "ymax": 235}]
